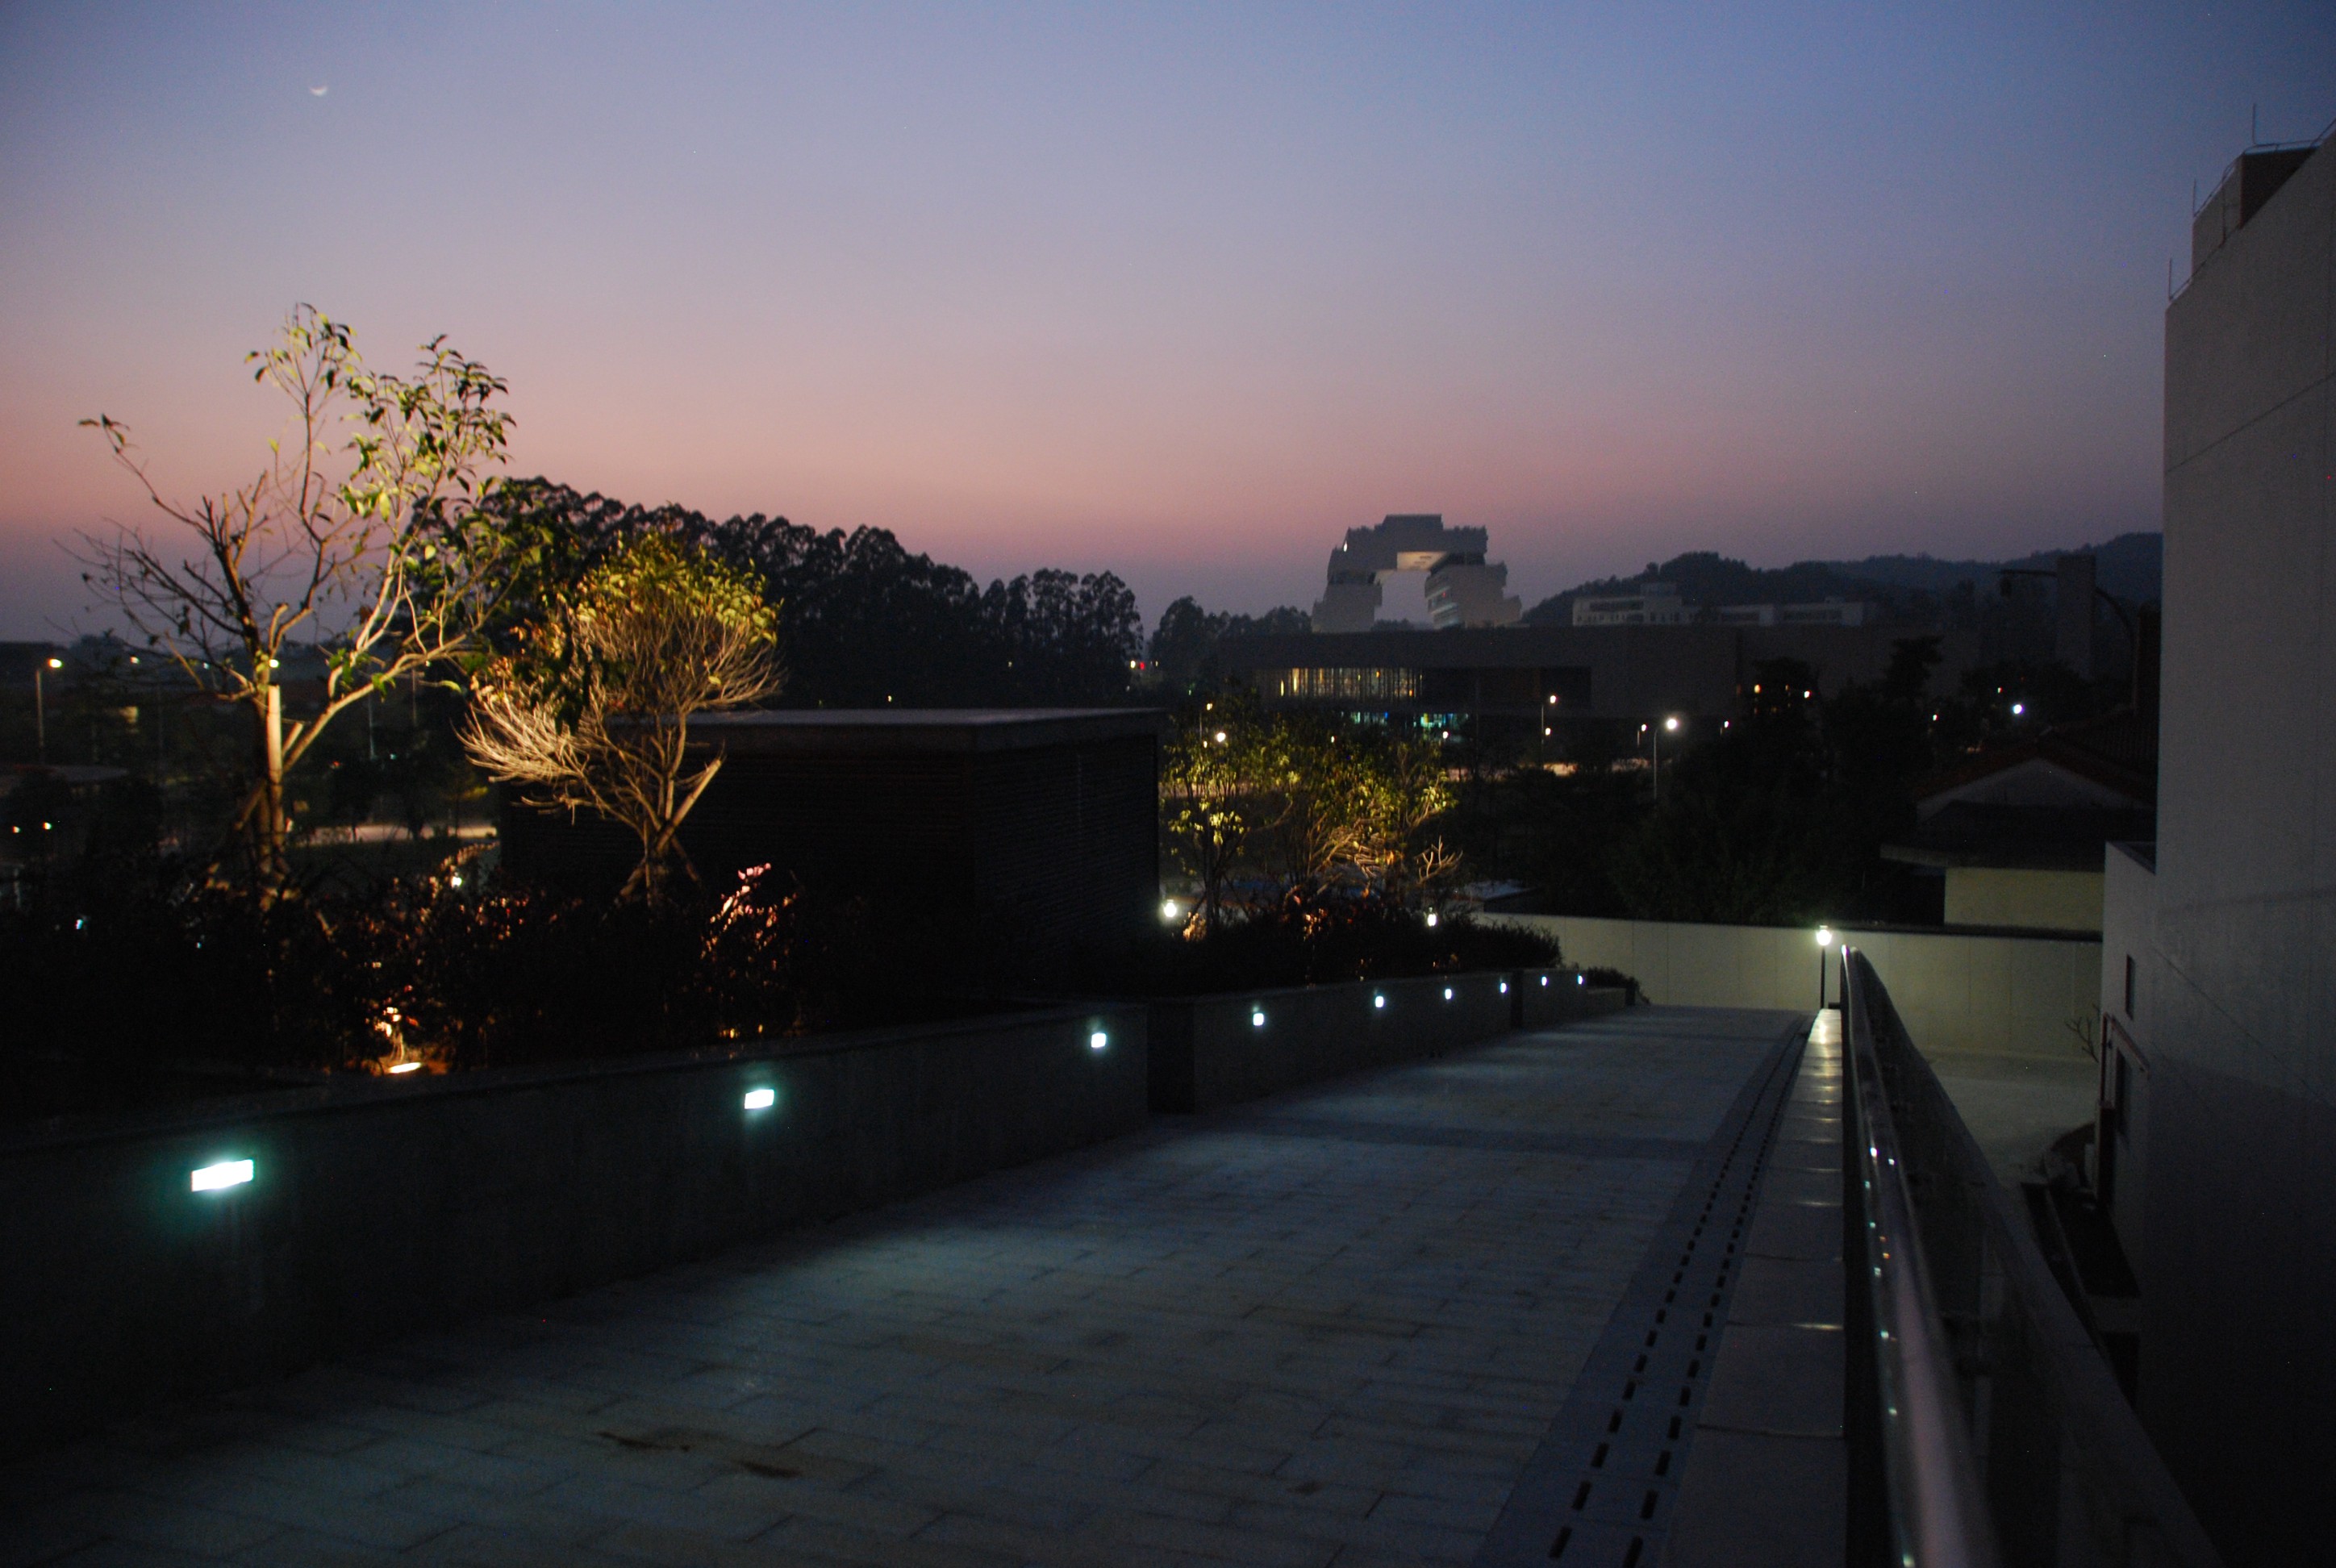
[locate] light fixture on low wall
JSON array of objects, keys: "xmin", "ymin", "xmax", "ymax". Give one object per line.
[
  {"xmin": 190, "ymin": 1159, "xmax": 252, "ymax": 1193},
  {"xmin": 742, "ymin": 1087, "xmax": 776, "ymax": 1111}
]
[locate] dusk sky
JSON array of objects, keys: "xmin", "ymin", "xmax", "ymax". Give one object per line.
[{"xmin": 2, "ymin": 2, "xmax": 2330, "ymax": 636}]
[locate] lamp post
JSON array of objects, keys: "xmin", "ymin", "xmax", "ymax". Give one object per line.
[
  {"xmin": 34, "ymin": 656, "xmax": 60, "ymax": 765},
  {"xmin": 1654, "ymin": 714, "xmax": 1681, "ymax": 803},
  {"xmin": 1816, "ymin": 925, "xmax": 1834, "ymax": 1009}
]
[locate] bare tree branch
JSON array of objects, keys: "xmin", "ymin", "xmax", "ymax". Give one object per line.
[{"xmin": 77, "ymin": 306, "xmax": 515, "ymax": 893}]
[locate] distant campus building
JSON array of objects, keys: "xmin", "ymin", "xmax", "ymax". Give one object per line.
[
  {"xmin": 1232, "ymin": 526, "xmax": 1904, "ymax": 735},
  {"xmin": 1570, "ymin": 579, "xmax": 1869, "ymax": 628},
  {"xmin": 1309, "ymin": 515, "xmax": 1523, "ymax": 632}
]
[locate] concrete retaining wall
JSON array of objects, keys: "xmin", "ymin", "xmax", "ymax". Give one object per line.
[
  {"xmin": 1508, "ymin": 914, "xmax": 2099, "ymax": 1062},
  {"xmin": 1147, "ymin": 970, "xmax": 1628, "ymax": 1113},
  {"xmin": 1516, "ymin": 968, "xmax": 1628, "ymax": 1030},
  {"xmin": 0, "ymin": 1003, "xmax": 1148, "ymax": 1457}
]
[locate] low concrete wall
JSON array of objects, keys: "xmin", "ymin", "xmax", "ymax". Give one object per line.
[
  {"xmin": 1516, "ymin": 968, "xmax": 1629, "ymax": 1030},
  {"xmin": 1149, "ymin": 972, "xmax": 1512, "ymax": 1113},
  {"xmin": 1508, "ymin": 915, "xmax": 2100, "ymax": 1062},
  {"xmin": 0, "ymin": 1003, "xmax": 1147, "ymax": 1457},
  {"xmin": 1146, "ymin": 970, "xmax": 1629, "ymax": 1113}
]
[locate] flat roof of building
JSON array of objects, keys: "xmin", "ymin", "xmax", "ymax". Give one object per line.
[{"xmin": 689, "ymin": 707, "xmax": 1166, "ymax": 755}]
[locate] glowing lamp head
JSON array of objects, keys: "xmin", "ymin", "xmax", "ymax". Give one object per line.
[
  {"xmin": 742, "ymin": 1087, "xmax": 776, "ymax": 1111},
  {"xmin": 1664, "ymin": 716, "xmax": 1680, "ymax": 732},
  {"xmin": 1817, "ymin": 926, "xmax": 1835, "ymax": 949},
  {"xmin": 2011, "ymin": 702, "xmax": 2025, "ymax": 716},
  {"xmin": 1499, "ymin": 981, "xmax": 1508, "ymax": 994},
  {"xmin": 387, "ymin": 1061, "xmax": 422, "ymax": 1075},
  {"xmin": 190, "ymin": 1159, "xmax": 252, "ymax": 1192},
  {"xmin": 1442, "ymin": 986, "xmax": 1454, "ymax": 1001},
  {"xmin": 1160, "ymin": 899, "xmax": 1181, "ymax": 924},
  {"xmin": 1424, "ymin": 910, "xmax": 1438, "ymax": 928},
  {"xmin": 1372, "ymin": 993, "xmax": 1386, "ymax": 1010},
  {"xmin": 1251, "ymin": 1008, "xmax": 1266, "ymax": 1028},
  {"xmin": 1090, "ymin": 1031, "xmax": 1108, "ymax": 1051},
  {"xmin": 45, "ymin": 657, "xmax": 61, "ymax": 669}
]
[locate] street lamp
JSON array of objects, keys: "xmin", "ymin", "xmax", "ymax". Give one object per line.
[
  {"xmin": 34, "ymin": 656, "xmax": 60, "ymax": 765},
  {"xmin": 1653, "ymin": 715, "xmax": 1681, "ymax": 803},
  {"xmin": 1816, "ymin": 925, "xmax": 1834, "ymax": 1009}
]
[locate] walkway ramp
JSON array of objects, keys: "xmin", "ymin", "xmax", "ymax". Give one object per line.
[{"xmin": 2, "ymin": 1007, "xmax": 1810, "ymax": 1568}]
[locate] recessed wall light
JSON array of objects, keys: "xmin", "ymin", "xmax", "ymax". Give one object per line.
[{"xmin": 191, "ymin": 1160, "xmax": 252, "ymax": 1192}]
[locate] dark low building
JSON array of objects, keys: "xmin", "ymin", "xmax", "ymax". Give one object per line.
[
  {"xmin": 1217, "ymin": 621, "xmax": 1916, "ymax": 733},
  {"xmin": 500, "ymin": 708, "xmax": 1164, "ymax": 984},
  {"xmin": 1881, "ymin": 711, "xmax": 2156, "ymax": 932}
]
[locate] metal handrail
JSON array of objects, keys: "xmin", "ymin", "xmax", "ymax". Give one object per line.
[
  {"xmin": 1839, "ymin": 948, "xmax": 2225, "ymax": 1568},
  {"xmin": 1842, "ymin": 949, "xmax": 2000, "ymax": 1566}
]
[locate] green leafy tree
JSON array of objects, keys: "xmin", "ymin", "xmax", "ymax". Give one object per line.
[
  {"xmin": 1164, "ymin": 705, "xmax": 1459, "ymax": 932},
  {"xmin": 473, "ymin": 481, "xmax": 1145, "ymax": 707},
  {"xmin": 80, "ymin": 306, "xmax": 515, "ymax": 891},
  {"xmin": 459, "ymin": 535, "xmax": 783, "ymax": 901},
  {"xmin": 1161, "ymin": 707, "xmax": 1261, "ymax": 934}
]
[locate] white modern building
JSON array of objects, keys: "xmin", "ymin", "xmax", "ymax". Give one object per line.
[
  {"xmin": 2094, "ymin": 129, "xmax": 2331, "ymax": 1565},
  {"xmin": 1310, "ymin": 515, "xmax": 1524, "ymax": 632}
]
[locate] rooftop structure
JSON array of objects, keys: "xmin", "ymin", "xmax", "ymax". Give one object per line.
[{"xmin": 502, "ymin": 708, "xmax": 1164, "ymax": 982}]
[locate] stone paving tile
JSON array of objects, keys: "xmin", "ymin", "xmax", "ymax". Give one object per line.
[{"xmin": 1, "ymin": 1007, "xmax": 1792, "ymax": 1567}]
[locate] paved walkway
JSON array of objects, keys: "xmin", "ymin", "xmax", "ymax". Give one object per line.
[{"xmin": 2, "ymin": 1007, "xmax": 1803, "ymax": 1568}]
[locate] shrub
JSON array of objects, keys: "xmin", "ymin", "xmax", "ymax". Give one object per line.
[{"xmin": 1134, "ymin": 886, "xmax": 1558, "ymax": 995}]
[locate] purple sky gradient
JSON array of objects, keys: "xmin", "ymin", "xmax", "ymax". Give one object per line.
[{"xmin": 2, "ymin": 2, "xmax": 2330, "ymax": 636}]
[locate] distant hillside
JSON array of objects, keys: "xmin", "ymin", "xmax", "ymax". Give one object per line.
[
  {"xmin": 1823, "ymin": 532, "xmax": 2161, "ymax": 606},
  {"xmin": 1522, "ymin": 551, "xmax": 1908, "ymax": 625},
  {"xmin": 1522, "ymin": 532, "xmax": 2161, "ymax": 624}
]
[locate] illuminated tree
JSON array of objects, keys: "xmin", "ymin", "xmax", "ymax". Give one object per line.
[
  {"xmin": 459, "ymin": 535, "xmax": 782, "ymax": 901},
  {"xmin": 80, "ymin": 306, "xmax": 515, "ymax": 891},
  {"xmin": 1164, "ymin": 705, "xmax": 1460, "ymax": 934}
]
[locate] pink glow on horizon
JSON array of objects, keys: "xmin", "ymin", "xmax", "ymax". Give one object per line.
[{"xmin": 3, "ymin": 5, "xmax": 2327, "ymax": 634}]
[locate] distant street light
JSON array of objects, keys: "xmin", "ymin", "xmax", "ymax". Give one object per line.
[
  {"xmin": 1817, "ymin": 925, "xmax": 1835, "ymax": 1008},
  {"xmin": 1652, "ymin": 715, "xmax": 1682, "ymax": 803},
  {"xmin": 34, "ymin": 656, "xmax": 60, "ymax": 765}
]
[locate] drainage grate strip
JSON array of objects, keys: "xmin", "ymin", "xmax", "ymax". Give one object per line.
[{"xmin": 1472, "ymin": 1018, "xmax": 1810, "ymax": 1568}]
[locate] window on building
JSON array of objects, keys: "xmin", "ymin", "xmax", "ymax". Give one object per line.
[{"xmin": 1271, "ymin": 667, "xmax": 1422, "ymax": 701}]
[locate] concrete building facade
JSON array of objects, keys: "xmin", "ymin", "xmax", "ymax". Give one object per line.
[{"xmin": 2097, "ymin": 131, "xmax": 2333, "ymax": 1565}]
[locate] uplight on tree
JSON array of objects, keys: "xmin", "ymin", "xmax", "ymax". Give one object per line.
[{"xmin": 460, "ymin": 534, "xmax": 782, "ymax": 901}]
